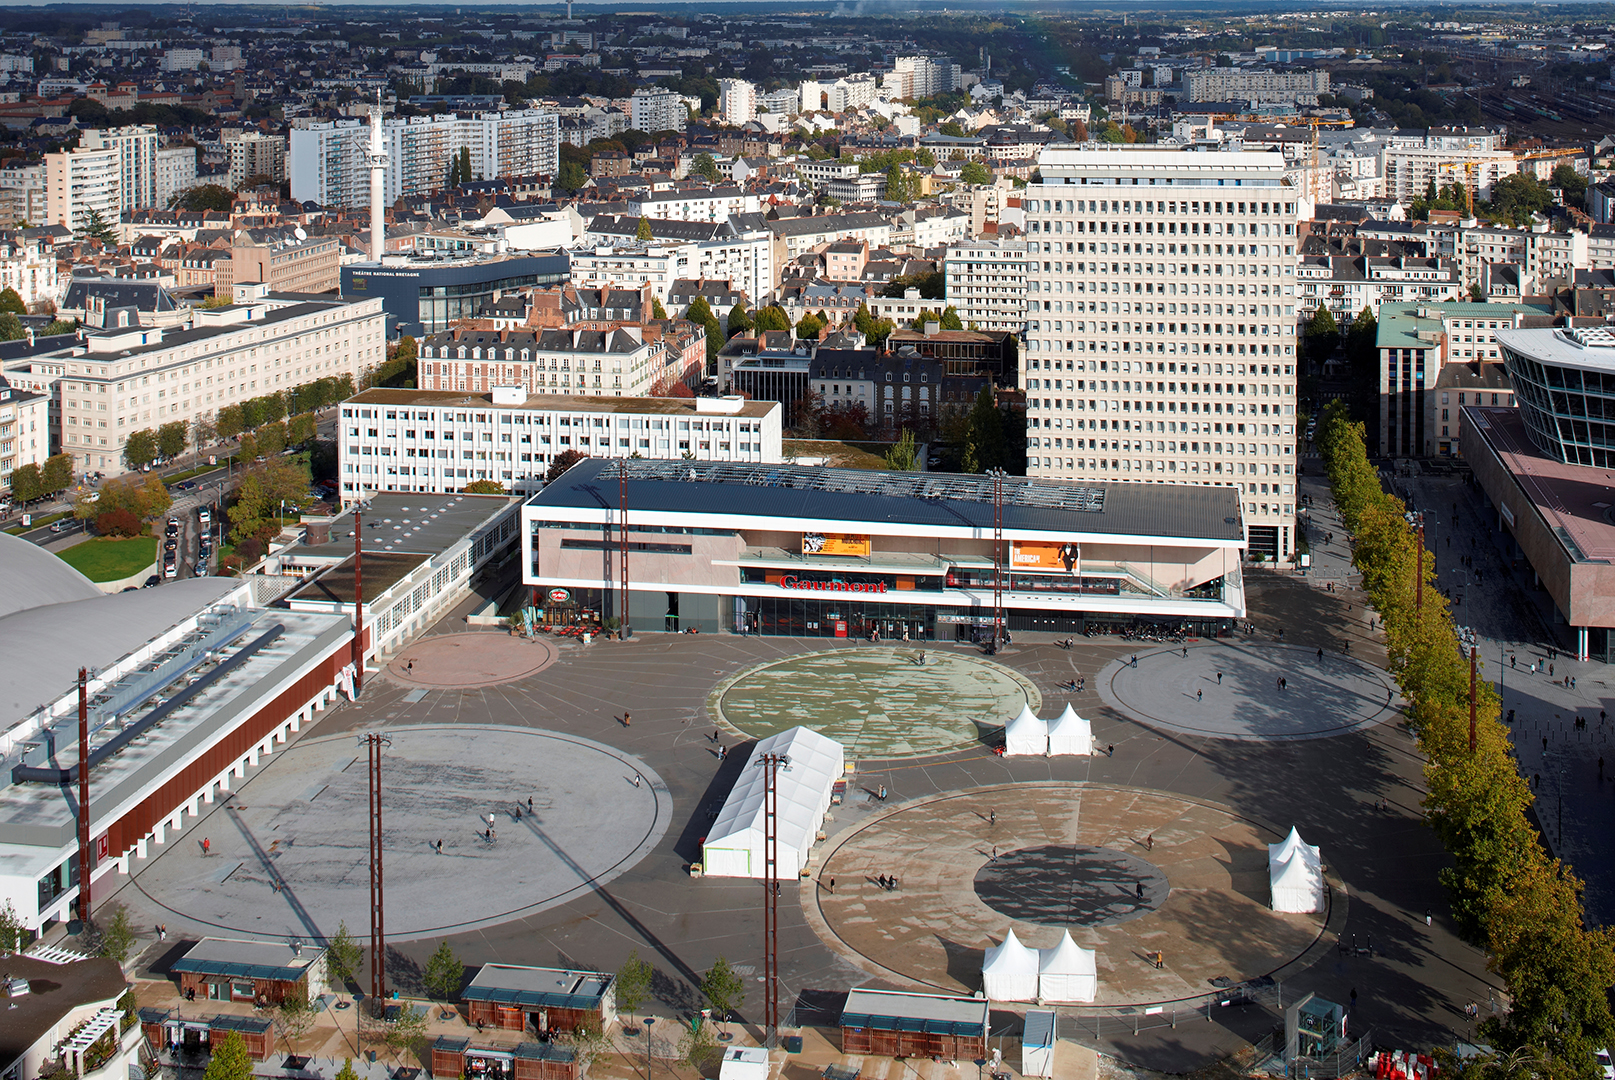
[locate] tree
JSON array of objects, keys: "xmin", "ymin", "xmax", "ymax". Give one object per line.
[
  {"xmin": 678, "ymin": 1018, "xmax": 719, "ymax": 1073},
  {"xmin": 157, "ymin": 420, "xmax": 188, "ymax": 462},
  {"xmin": 276, "ymin": 990, "xmax": 316, "ymax": 1052},
  {"xmin": 193, "ymin": 415, "xmax": 218, "ymax": 451},
  {"xmin": 962, "ymin": 384, "xmax": 1005, "ymax": 473},
  {"xmin": 227, "ymin": 458, "xmax": 309, "ymax": 543},
  {"xmin": 123, "ymin": 429, "xmax": 158, "ymax": 472},
  {"xmin": 379, "ymin": 1003, "xmax": 428, "ymax": 1059},
  {"xmin": 700, "ymin": 956, "xmax": 745, "ymax": 1023},
  {"xmin": 8, "ymin": 462, "xmax": 41, "ymax": 504},
  {"xmin": 754, "ymin": 305, "xmax": 792, "ymax": 334},
  {"xmin": 326, "ymin": 921, "xmax": 362, "ymax": 988},
  {"xmin": 1305, "ymin": 305, "xmax": 1340, "ymax": 362},
  {"xmin": 651, "ymin": 297, "xmax": 668, "ymax": 320},
  {"xmin": 287, "ymin": 413, "xmax": 316, "ymax": 447},
  {"xmin": 82, "ymin": 206, "xmax": 117, "ymax": 243},
  {"xmin": 423, "ymin": 940, "xmax": 463, "ymax": 1001},
  {"xmin": 796, "ymin": 311, "xmax": 825, "ymax": 339},
  {"xmin": 883, "ymin": 164, "xmax": 912, "ymax": 203},
  {"xmin": 615, "ymin": 949, "xmax": 652, "ymax": 1025},
  {"xmin": 395, "ymin": 335, "xmax": 417, "ymax": 363},
  {"xmin": 958, "ymin": 160, "xmax": 991, "ymax": 186},
  {"xmin": 557, "ymin": 161, "xmax": 588, "ymax": 192},
  {"xmin": 41, "ymin": 453, "xmax": 73, "ymax": 495},
  {"xmin": 687, "ymin": 295, "xmax": 722, "ymax": 363},
  {"xmin": 43, "ymin": 318, "xmax": 76, "ymax": 336},
  {"xmin": 693, "ymin": 152, "xmax": 720, "ymax": 183},
  {"xmin": 459, "ymin": 147, "xmax": 474, "ymax": 184},
  {"xmin": 171, "ymin": 184, "xmax": 236, "ymax": 213},
  {"xmin": 939, "ymin": 120, "xmax": 966, "ymax": 137},
  {"xmin": 0, "ymin": 286, "xmax": 25, "ymax": 315},
  {"xmin": 333, "ymin": 1061, "xmax": 360, "ymax": 1080},
  {"xmin": 97, "ymin": 905, "xmax": 135, "ymax": 962},
  {"xmin": 940, "ymin": 306, "xmax": 964, "ymax": 331},
  {"xmin": 545, "ymin": 450, "xmax": 589, "ymax": 484},
  {"xmin": 257, "ymin": 421, "xmax": 288, "ymax": 458},
  {"xmin": 215, "ymin": 404, "xmax": 245, "ymax": 441},
  {"xmin": 0, "ymin": 898, "xmax": 21, "ymax": 954},
  {"xmin": 0, "ymin": 312, "xmax": 23, "ymax": 341},
  {"xmin": 726, "ymin": 302, "xmax": 753, "ymax": 338},
  {"xmin": 141, "ymin": 474, "xmax": 172, "ymax": 520},
  {"xmin": 1070, "ymin": 118, "xmax": 1089, "ymax": 142},
  {"xmin": 462, "ymin": 479, "xmax": 506, "ymax": 495},
  {"xmin": 636, "ymin": 216, "xmax": 654, "ymax": 241},
  {"xmin": 1552, "ymin": 163, "xmax": 1588, "ymax": 204},
  {"xmin": 96, "ymin": 508, "xmax": 143, "ymax": 537},
  {"xmin": 885, "ymin": 428, "xmax": 920, "ymax": 471},
  {"xmin": 205, "ymin": 1031, "xmax": 254, "ymax": 1080}
]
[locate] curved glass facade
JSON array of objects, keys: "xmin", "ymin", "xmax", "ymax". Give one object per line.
[{"xmin": 1501, "ymin": 329, "xmax": 1615, "ymax": 468}]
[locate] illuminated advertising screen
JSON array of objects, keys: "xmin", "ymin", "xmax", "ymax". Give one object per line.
[
  {"xmin": 802, "ymin": 532, "xmax": 872, "ymax": 557},
  {"xmin": 1011, "ymin": 540, "xmax": 1080, "ymax": 573}
]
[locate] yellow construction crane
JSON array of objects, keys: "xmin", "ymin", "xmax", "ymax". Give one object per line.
[{"xmin": 1438, "ymin": 160, "xmax": 1479, "ymax": 215}]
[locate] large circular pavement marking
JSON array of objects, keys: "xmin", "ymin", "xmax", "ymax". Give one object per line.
[
  {"xmin": 1099, "ymin": 642, "xmax": 1400, "ymax": 741},
  {"xmin": 710, "ymin": 648, "xmax": 1039, "ymax": 758},
  {"xmin": 805, "ymin": 784, "xmax": 1332, "ymax": 1006},
  {"xmin": 132, "ymin": 725, "xmax": 669, "ymax": 941},
  {"xmin": 388, "ymin": 631, "xmax": 558, "ymax": 688}
]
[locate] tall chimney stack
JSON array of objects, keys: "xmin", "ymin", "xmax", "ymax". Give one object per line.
[{"xmin": 367, "ymin": 93, "xmax": 388, "ymax": 262}]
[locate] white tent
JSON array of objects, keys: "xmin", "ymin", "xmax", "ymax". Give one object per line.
[
  {"xmin": 702, "ymin": 727, "xmax": 845, "ymax": 879},
  {"xmin": 1003, "ymin": 703, "xmax": 1047, "ymax": 757},
  {"xmin": 981, "ymin": 929, "xmax": 1040, "ymax": 1001},
  {"xmin": 1267, "ymin": 827, "xmax": 1324, "ymax": 913},
  {"xmin": 1037, "ymin": 931, "xmax": 1097, "ymax": 1003},
  {"xmin": 1046, "ymin": 704, "xmax": 1093, "ymax": 757}
]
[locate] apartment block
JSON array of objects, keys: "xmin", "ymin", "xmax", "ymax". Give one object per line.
[
  {"xmin": 799, "ymin": 73, "xmax": 877, "ymax": 114},
  {"xmin": 0, "ymin": 375, "xmax": 48, "ymax": 495},
  {"xmin": 1022, "ymin": 146, "xmax": 1307, "ymax": 561},
  {"xmin": 0, "ymin": 232, "xmax": 59, "ymax": 309},
  {"xmin": 0, "ymin": 160, "xmax": 45, "ymax": 227},
  {"xmin": 1295, "ymin": 255, "xmax": 1463, "ymax": 323},
  {"xmin": 1182, "ymin": 68, "xmax": 1329, "ymax": 105},
  {"xmin": 232, "ymin": 231, "xmax": 341, "ymax": 295},
  {"xmin": 227, "ymin": 133, "xmax": 287, "ymax": 188},
  {"xmin": 156, "ymin": 145, "xmax": 196, "ymax": 207},
  {"xmin": 630, "ymin": 88, "xmax": 688, "ymax": 133},
  {"xmin": 719, "ymin": 78, "xmax": 756, "ymax": 126},
  {"xmin": 44, "ymin": 144, "xmax": 120, "ymax": 233},
  {"xmin": 79, "ymin": 125, "xmax": 160, "ymax": 211},
  {"xmin": 943, "ymin": 239, "xmax": 1029, "ymax": 334},
  {"xmin": 889, "ymin": 56, "xmax": 962, "ymax": 99},
  {"xmin": 289, "ymin": 111, "xmax": 560, "ymax": 209},
  {"xmin": 338, "ymin": 386, "xmax": 782, "ymax": 499},
  {"xmin": 418, "ymin": 326, "xmax": 662, "ymax": 398},
  {"xmin": 10, "ymin": 293, "xmax": 386, "ymax": 476},
  {"xmin": 1379, "ymin": 128, "xmax": 1518, "ymax": 207}
]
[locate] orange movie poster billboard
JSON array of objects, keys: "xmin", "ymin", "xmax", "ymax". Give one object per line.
[
  {"xmin": 802, "ymin": 532, "xmax": 871, "ymax": 557},
  {"xmin": 1011, "ymin": 540, "xmax": 1080, "ymax": 573}
]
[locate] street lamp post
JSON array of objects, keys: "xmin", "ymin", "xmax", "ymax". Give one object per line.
[{"xmin": 643, "ymin": 1018, "xmax": 655, "ymax": 1080}]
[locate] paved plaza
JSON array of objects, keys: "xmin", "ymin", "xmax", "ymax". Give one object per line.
[
  {"xmin": 806, "ymin": 784, "xmax": 1332, "ymax": 1006},
  {"xmin": 128, "ymin": 725, "xmax": 670, "ymax": 940},
  {"xmin": 97, "ymin": 573, "xmax": 1503, "ymax": 1072},
  {"xmin": 1101, "ymin": 641, "xmax": 1402, "ymax": 740},
  {"xmin": 711, "ymin": 648, "xmax": 1039, "ymax": 757}
]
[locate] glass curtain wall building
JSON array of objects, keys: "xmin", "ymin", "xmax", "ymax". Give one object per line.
[{"xmin": 1498, "ymin": 326, "xmax": 1615, "ymax": 468}]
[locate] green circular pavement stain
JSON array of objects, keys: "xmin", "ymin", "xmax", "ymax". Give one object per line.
[{"xmin": 711, "ymin": 648, "xmax": 1040, "ymax": 759}]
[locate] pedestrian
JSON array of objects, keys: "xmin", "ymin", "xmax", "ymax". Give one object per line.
[
  {"xmin": 718, "ymin": 744, "xmax": 726, "ymax": 761},
  {"xmin": 1153, "ymin": 951, "xmax": 1164, "ymax": 970},
  {"xmin": 632, "ymin": 773, "xmax": 642, "ymax": 788},
  {"xmin": 201, "ymin": 837, "xmax": 210, "ymax": 855},
  {"xmin": 1277, "ymin": 677, "xmax": 1283, "ymax": 691},
  {"xmin": 1107, "ymin": 744, "xmax": 1114, "ymax": 757},
  {"xmin": 1217, "ymin": 671, "xmax": 1223, "ymax": 684},
  {"xmin": 1183, "ymin": 645, "xmax": 1188, "ymax": 658},
  {"xmin": 1425, "ymin": 909, "xmax": 1432, "ymax": 926},
  {"xmin": 878, "ymin": 784, "xmax": 887, "ymax": 801},
  {"xmin": 1544, "ymin": 736, "xmax": 1548, "ymax": 751},
  {"xmin": 406, "ymin": 659, "xmax": 414, "ymax": 674},
  {"xmin": 485, "ymin": 827, "xmax": 492, "ymax": 842},
  {"xmin": 1131, "ymin": 654, "xmax": 1138, "ymax": 667},
  {"xmin": 1146, "ymin": 834, "xmax": 1154, "ymax": 851},
  {"xmin": 990, "ymin": 846, "xmax": 997, "ymax": 862},
  {"xmin": 1196, "ymin": 688, "xmax": 1203, "ymax": 702},
  {"xmin": 989, "ymin": 809, "xmax": 996, "ymax": 826},
  {"xmin": 1136, "ymin": 882, "xmax": 1144, "ymax": 899},
  {"xmin": 828, "ymin": 876, "xmax": 835, "ymax": 894},
  {"xmin": 1550, "ymin": 663, "xmax": 1555, "ymax": 677},
  {"xmin": 1350, "ymin": 988, "xmax": 1357, "ymax": 1010},
  {"xmin": 713, "ymin": 729, "xmax": 720, "ymax": 742},
  {"xmin": 528, "ymin": 796, "xmax": 533, "ymax": 812},
  {"xmin": 1511, "ymin": 653, "xmax": 1517, "ymax": 669},
  {"xmin": 1317, "ymin": 648, "xmax": 1324, "ymax": 662},
  {"xmin": 436, "ymin": 839, "xmax": 443, "ymax": 854},
  {"xmin": 623, "ymin": 711, "xmax": 631, "ymax": 726}
]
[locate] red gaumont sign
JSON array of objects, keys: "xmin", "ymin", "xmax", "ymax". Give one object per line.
[{"xmin": 778, "ymin": 576, "xmax": 888, "ymax": 593}]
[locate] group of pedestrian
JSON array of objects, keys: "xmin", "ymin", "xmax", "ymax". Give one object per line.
[
  {"xmin": 1276, "ymin": 677, "xmax": 1289, "ymax": 691},
  {"xmin": 875, "ymin": 874, "xmax": 898, "ymax": 891}
]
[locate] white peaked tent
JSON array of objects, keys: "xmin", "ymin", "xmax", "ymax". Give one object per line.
[
  {"xmin": 1046, "ymin": 704, "xmax": 1093, "ymax": 756},
  {"xmin": 1268, "ymin": 827, "xmax": 1325, "ymax": 913},
  {"xmin": 1037, "ymin": 930, "xmax": 1098, "ymax": 1003},
  {"xmin": 702, "ymin": 727, "xmax": 845, "ymax": 879},
  {"xmin": 981, "ymin": 929, "xmax": 1040, "ymax": 1001},
  {"xmin": 1004, "ymin": 703, "xmax": 1048, "ymax": 756}
]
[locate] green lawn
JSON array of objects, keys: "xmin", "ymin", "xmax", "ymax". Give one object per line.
[{"xmin": 57, "ymin": 536, "xmax": 158, "ymax": 582}]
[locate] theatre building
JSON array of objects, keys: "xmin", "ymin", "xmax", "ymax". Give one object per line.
[{"xmin": 520, "ymin": 459, "xmax": 1246, "ymax": 638}]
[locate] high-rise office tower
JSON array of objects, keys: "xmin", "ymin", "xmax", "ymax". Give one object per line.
[{"xmin": 1021, "ymin": 146, "xmax": 1308, "ymax": 560}]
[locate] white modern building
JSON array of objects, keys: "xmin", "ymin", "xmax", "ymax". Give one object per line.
[
  {"xmin": 289, "ymin": 111, "xmax": 561, "ymax": 209},
  {"xmin": 1182, "ymin": 68, "xmax": 1329, "ymax": 105},
  {"xmin": 44, "ymin": 145, "xmax": 121, "ymax": 233},
  {"xmin": 338, "ymin": 387, "xmax": 783, "ymax": 498},
  {"xmin": 718, "ymin": 78, "xmax": 757, "ymax": 126},
  {"xmin": 227, "ymin": 133, "xmax": 287, "ymax": 189},
  {"xmin": 1379, "ymin": 127, "xmax": 1518, "ymax": 207},
  {"xmin": 155, "ymin": 145, "xmax": 196, "ymax": 207},
  {"xmin": 1021, "ymin": 145, "xmax": 1308, "ymax": 561},
  {"xmin": 891, "ymin": 55, "xmax": 962, "ymax": 99},
  {"xmin": 79, "ymin": 125, "xmax": 161, "ymax": 212},
  {"xmin": 0, "ymin": 231, "xmax": 58, "ymax": 309},
  {"xmin": 799, "ymin": 73, "xmax": 877, "ymax": 114},
  {"xmin": 630, "ymin": 87, "xmax": 688, "ymax": 134},
  {"xmin": 944, "ymin": 239, "xmax": 1029, "ymax": 334},
  {"xmin": 0, "ymin": 375, "xmax": 48, "ymax": 495}
]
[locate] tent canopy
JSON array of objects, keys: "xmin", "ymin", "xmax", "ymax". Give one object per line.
[
  {"xmin": 1268, "ymin": 827, "xmax": 1325, "ymax": 913},
  {"xmin": 1046, "ymin": 704, "xmax": 1092, "ymax": 756},
  {"xmin": 702, "ymin": 727, "xmax": 845, "ymax": 879},
  {"xmin": 1269, "ymin": 826, "xmax": 1320, "ymax": 869},
  {"xmin": 1036, "ymin": 930, "xmax": 1098, "ymax": 1003},
  {"xmin": 981, "ymin": 930, "xmax": 1039, "ymax": 1002},
  {"xmin": 1004, "ymin": 702, "xmax": 1047, "ymax": 756}
]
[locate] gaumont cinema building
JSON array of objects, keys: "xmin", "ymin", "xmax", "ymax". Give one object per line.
[{"xmin": 520, "ymin": 459, "xmax": 1247, "ymax": 639}]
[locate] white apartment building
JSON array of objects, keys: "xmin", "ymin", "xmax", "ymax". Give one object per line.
[
  {"xmin": 79, "ymin": 125, "xmax": 160, "ymax": 211},
  {"xmin": 0, "ymin": 232, "xmax": 58, "ymax": 309},
  {"xmin": 14, "ymin": 293, "xmax": 386, "ymax": 476},
  {"xmin": 1380, "ymin": 128, "xmax": 1517, "ymax": 207},
  {"xmin": 581, "ymin": 216, "xmax": 776, "ymax": 307},
  {"xmin": 718, "ymin": 78, "xmax": 757, "ymax": 126},
  {"xmin": 758, "ymin": 87, "xmax": 799, "ymax": 117},
  {"xmin": 944, "ymin": 239, "xmax": 1028, "ymax": 334},
  {"xmin": 210, "ymin": 46, "xmax": 244, "ymax": 70},
  {"xmin": 799, "ymin": 73, "xmax": 877, "ymax": 114},
  {"xmin": 289, "ymin": 111, "xmax": 561, "ymax": 209},
  {"xmin": 568, "ymin": 244, "xmax": 688, "ymax": 305},
  {"xmin": 1295, "ymin": 255, "xmax": 1463, "ymax": 323},
  {"xmin": 890, "ymin": 56, "xmax": 962, "ymax": 99},
  {"xmin": 418, "ymin": 325, "xmax": 661, "ymax": 397},
  {"xmin": 44, "ymin": 144, "xmax": 120, "ymax": 234},
  {"xmin": 228, "ymin": 133, "xmax": 287, "ymax": 188},
  {"xmin": 156, "ymin": 145, "xmax": 196, "ymax": 207},
  {"xmin": 630, "ymin": 87, "xmax": 689, "ymax": 133},
  {"xmin": 0, "ymin": 160, "xmax": 45, "ymax": 226},
  {"xmin": 161, "ymin": 48, "xmax": 204, "ymax": 71},
  {"xmin": 339, "ymin": 386, "xmax": 782, "ymax": 498},
  {"xmin": 1409, "ymin": 219, "xmax": 1591, "ymax": 291},
  {"xmin": 0, "ymin": 375, "xmax": 48, "ymax": 495},
  {"xmin": 1182, "ymin": 68, "xmax": 1329, "ymax": 105},
  {"xmin": 1022, "ymin": 146, "xmax": 1307, "ymax": 561},
  {"xmin": 792, "ymin": 158, "xmax": 860, "ymax": 188},
  {"xmin": 628, "ymin": 185, "xmax": 760, "ymax": 222}
]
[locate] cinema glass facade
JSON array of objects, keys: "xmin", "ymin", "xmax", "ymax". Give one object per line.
[{"xmin": 520, "ymin": 460, "xmax": 1247, "ymax": 639}]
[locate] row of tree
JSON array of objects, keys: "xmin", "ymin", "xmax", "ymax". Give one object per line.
[
  {"xmin": 1317, "ymin": 400, "xmax": 1615, "ymax": 1080},
  {"xmin": 216, "ymin": 374, "xmax": 356, "ymax": 442},
  {"xmin": 6, "ymin": 452, "xmax": 76, "ymax": 504}
]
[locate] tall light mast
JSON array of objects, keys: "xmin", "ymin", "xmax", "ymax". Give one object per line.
[{"xmin": 368, "ymin": 94, "xmax": 388, "ymax": 262}]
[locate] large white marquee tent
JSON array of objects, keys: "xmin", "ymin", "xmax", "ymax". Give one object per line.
[
  {"xmin": 1003, "ymin": 703, "xmax": 1047, "ymax": 756},
  {"xmin": 702, "ymin": 726, "xmax": 845, "ymax": 879},
  {"xmin": 1037, "ymin": 930, "xmax": 1098, "ymax": 1003},
  {"xmin": 1268, "ymin": 826, "xmax": 1325, "ymax": 913},
  {"xmin": 981, "ymin": 929, "xmax": 1040, "ymax": 1001}
]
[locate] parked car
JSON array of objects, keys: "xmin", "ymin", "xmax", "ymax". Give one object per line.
[
  {"xmin": 165, "ymin": 518, "xmax": 180, "ymax": 536},
  {"xmin": 142, "ymin": 575, "xmax": 161, "ymax": 588},
  {"xmin": 162, "ymin": 561, "xmax": 178, "ymax": 579}
]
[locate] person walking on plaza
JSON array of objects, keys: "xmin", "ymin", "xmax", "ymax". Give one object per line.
[
  {"xmin": 827, "ymin": 876, "xmax": 835, "ymax": 894},
  {"xmin": 1217, "ymin": 671, "xmax": 1223, "ymax": 684},
  {"xmin": 1146, "ymin": 834, "xmax": 1154, "ymax": 851},
  {"xmin": 201, "ymin": 837, "xmax": 210, "ymax": 856},
  {"xmin": 623, "ymin": 711, "xmax": 631, "ymax": 726},
  {"xmin": 1317, "ymin": 648, "xmax": 1324, "ymax": 662},
  {"xmin": 1196, "ymin": 689, "xmax": 1203, "ymax": 702}
]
